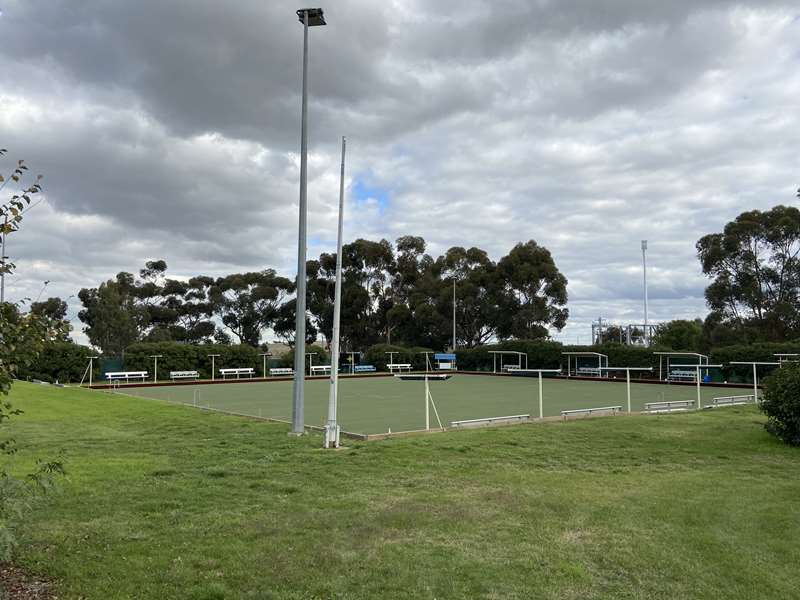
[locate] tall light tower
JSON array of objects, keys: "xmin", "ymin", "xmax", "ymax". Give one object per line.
[
  {"xmin": 291, "ymin": 7, "xmax": 326, "ymax": 435},
  {"xmin": 641, "ymin": 240, "xmax": 649, "ymax": 346}
]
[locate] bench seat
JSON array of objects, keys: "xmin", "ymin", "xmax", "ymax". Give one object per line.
[
  {"xmin": 219, "ymin": 368, "xmax": 255, "ymax": 379},
  {"xmin": 170, "ymin": 370, "xmax": 199, "ymax": 380},
  {"xmin": 105, "ymin": 371, "xmax": 148, "ymax": 383}
]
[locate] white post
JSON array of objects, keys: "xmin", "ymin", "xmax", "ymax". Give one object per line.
[
  {"xmin": 696, "ymin": 366, "xmax": 702, "ymax": 410},
  {"xmin": 208, "ymin": 355, "xmax": 219, "ymax": 381},
  {"xmin": 538, "ymin": 371, "xmax": 543, "ymax": 420},
  {"xmin": 753, "ymin": 363, "xmax": 758, "ymax": 404},
  {"xmin": 324, "ymin": 136, "xmax": 346, "ymax": 449},
  {"xmin": 626, "ymin": 368, "xmax": 632, "ymax": 414},
  {"xmin": 150, "ymin": 355, "xmax": 162, "ymax": 383},
  {"xmin": 89, "ymin": 356, "xmax": 96, "ymax": 387},
  {"xmin": 425, "ymin": 376, "xmax": 430, "ymax": 431}
]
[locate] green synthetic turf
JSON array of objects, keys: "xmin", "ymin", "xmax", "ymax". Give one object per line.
[
  {"xmin": 118, "ymin": 374, "xmax": 753, "ymax": 435},
  {"xmin": 4, "ymin": 382, "xmax": 800, "ymax": 599}
]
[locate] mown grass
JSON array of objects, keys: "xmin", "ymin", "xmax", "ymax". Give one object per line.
[{"xmin": 3, "ymin": 382, "xmax": 799, "ymax": 599}]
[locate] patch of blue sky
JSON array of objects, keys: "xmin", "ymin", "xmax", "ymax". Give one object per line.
[{"xmin": 352, "ymin": 176, "xmax": 390, "ymax": 212}]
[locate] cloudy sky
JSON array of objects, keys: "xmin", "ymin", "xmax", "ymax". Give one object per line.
[{"xmin": 1, "ymin": 0, "xmax": 798, "ymax": 345}]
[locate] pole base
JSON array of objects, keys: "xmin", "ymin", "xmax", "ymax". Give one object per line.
[
  {"xmin": 323, "ymin": 424, "xmax": 340, "ymax": 449},
  {"xmin": 288, "ymin": 430, "xmax": 305, "ymax": 437}
]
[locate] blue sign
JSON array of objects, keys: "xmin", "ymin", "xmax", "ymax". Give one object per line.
[{"xmin": 434, "ymin": 353, "xmax": 456, "ymax": 361}]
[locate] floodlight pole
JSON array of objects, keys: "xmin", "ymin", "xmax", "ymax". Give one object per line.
[
  {"xmin": 208, "ymin": 354, "xmax": 220, "ymax": 381},
  {"xmin": 324, "ymin": 136, "xmax": 346, "ymax": 449},
  {"xmin": 641, "ymin": 240, "xmax": 649, "ymax": 347},
  {"xmin": 292, "ymin": 7, "xmax": 326, "ymax": 436},
  {"xmin": 149, "ymin": 355, "xmax": 162, "ymax": 383}
]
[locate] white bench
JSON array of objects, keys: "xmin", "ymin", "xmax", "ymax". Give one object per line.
[
  {"xmin": 170, "ymin": 370, "xmax": 199, "ymax": 381},
  {"xmin": 387, "ymin": 363, "xmax": 412, "ymax": 372},
  {"xmin": 576, "ymin": 367, "xmax": 602, "ymax": 376},
  {"xmin": 269, "ymin": 367, "xmax": 294, "ymax": 376},
  {"xmin": 310, "ymin": 365, "xmax": 331, "ymax": 375},
  {"xmin": 561, "ymin": 406, "xmax": 622, "ymax": 419},
  {"xmin": 450, "ymin": 414, "xmax": 530, "ymax": 429},
  {"xmin": 354, "ymin": 365, "xmax": 376, "ymax": 373},
  {"xmin": 105, "ymin": 371, "xmax": 148, "ymax": 383},
  {"xmin": 644, "ymin": 400, "xmax": 695, "ymax": 413},
  {"xmin": 219, "ymin": 368, "xmax": 255, "ymax": 379},
  {"xmin": 706, "ymin": 395, "xmax": 755, "ymax": 408},
  {"xmin": 503, "ymin": 365, "xmax": 522, "ymax": 372},
  {"xmin": 668, "ymin": 370, "xmax": 696, "ymax": 381}
]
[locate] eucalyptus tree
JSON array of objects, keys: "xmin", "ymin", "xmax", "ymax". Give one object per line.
[
  {"xmin": 697, "ymin": 205, "xmax": 800, "ymax": 341},
  {"xmin": 495, "ymin": 240, "xmax": 569, "ymax": 340},
  {"xmin": 209, "ymin": 270, "xmax": 293, "ymax": 346}
]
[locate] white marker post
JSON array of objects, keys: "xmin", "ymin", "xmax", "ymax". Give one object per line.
[
  {"xmin": 671, "ymin": 364, "xmax": 724, "ymax": 409},
  {"xmin": 729, "ymin": 362, "xmax": 780, "ymax": 405},
  {"xmin": 599, "ymin": 367, "xmax": 653, "ymax": 414},
  {"xmin": 149, "ymin": 355, "xmax": 162, "ymax": 383},
  {"xmin": 506, "ymin": 369, "xmax": 561, "ymax": 419}
]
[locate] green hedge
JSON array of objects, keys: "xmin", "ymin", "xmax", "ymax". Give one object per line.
[
  {"xmin": 18, "ymin": 341, "xmax": 98, "ymax": 383},
  {"xmin": 711, "ymin": 342, "xmax": 800, "ymax": 384}
]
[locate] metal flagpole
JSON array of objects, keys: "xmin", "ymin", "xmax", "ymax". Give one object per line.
[{"xmin": 324, "ymin": 136, "xmax": 346, "ymax": 449}]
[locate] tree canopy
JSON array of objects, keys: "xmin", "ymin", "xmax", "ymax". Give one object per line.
[
  {"xmin": 697, "ymin": 205, "xmax": 800, "ymax": 342},
  {"xmin": 76, "ymin": 236, "xmax": 570, "ymax": 353}
]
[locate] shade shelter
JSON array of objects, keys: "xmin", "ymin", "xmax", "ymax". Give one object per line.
[
  {"xmin": 653, "ymin": 352, "xmax": 709, "ymax": 381},
  {"xmin": 488, "ymin": 351, "xmax": 529, "ymax": 373},
  {"xmin": 562, "ymin": 352, "xmax": 608, "ymax": 377}
]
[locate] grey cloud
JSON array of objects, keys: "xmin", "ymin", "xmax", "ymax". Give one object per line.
[{"xmin": 1, "ymin": 0, "xmax": 798, "ymax": 344}]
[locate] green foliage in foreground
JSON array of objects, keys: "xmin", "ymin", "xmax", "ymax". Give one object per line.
[
  {"xmin": 761, "ymin": 362, "xmax": 800, "ymax": 445},
  {"xmin": 5, "ymin": 382, "xmax": 800, "ymax": 599}
]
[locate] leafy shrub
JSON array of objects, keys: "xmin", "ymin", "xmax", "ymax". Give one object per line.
[
  {"xmin": 760, "ymin": 363, "xmax": 800, "ymax": 445},
  {"xmin": 17, "ymin": 341, "xmax": 97, "ymax": 383}
]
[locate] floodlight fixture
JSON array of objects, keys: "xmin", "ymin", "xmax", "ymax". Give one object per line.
[{"xmin": 297, "ymin": 8, "xmax": 326, "ymax": 26}]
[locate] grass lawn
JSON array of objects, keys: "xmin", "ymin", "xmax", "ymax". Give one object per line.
[
  {"xmin": 119, "ymin": 373, "xmax": 753, "ymax": 435},
  {"xmin": 3, "ymin": 381, "xmax": 800, "ymax": 599}
]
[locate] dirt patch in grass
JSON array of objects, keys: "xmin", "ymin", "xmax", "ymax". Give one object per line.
[{"xmin": 0, "ymin": 563, "xmax": 55, "ymax": 599}]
